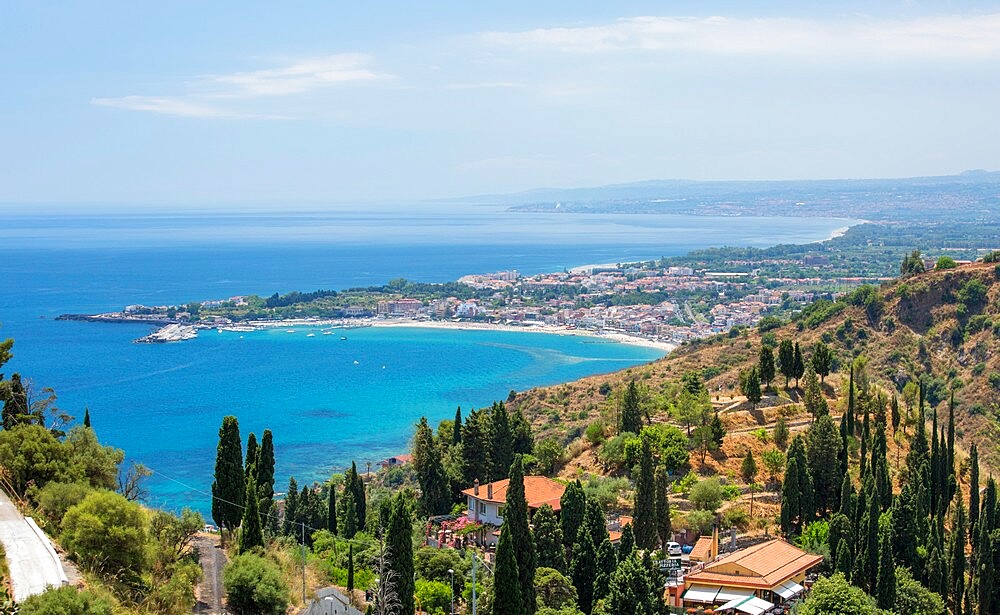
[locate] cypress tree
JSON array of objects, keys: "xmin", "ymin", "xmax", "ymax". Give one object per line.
[
  {"xmin": 792, "ymin": 342, "xmax": 805, "ymax": 388},
  {"xmin": 560, "ymin": 480, "xmax": 586, "ymax": 550},
  {"xmin": 245, "ymin": 432, "xmax": 258, "ymax": 480},
  {"xmin": 327, "ymin": 483, "xmax": 338, "ymax": 535},
  {"xmin": 774, "ymin": 414, "xmax": 790, "ymax": 450},
  {"xmin": 347, "ymin": 542, "xmax": 355, "ymax": 593},
  {"xmin": 593, "ymin": 538, "xmax": 617, "ymax": 602},
  {"xmin": 807, "ymin": 415, "xmax": 842, "ymax": 517},
  {"xmin": 620, "ymin": 380, "xmax": 643, "ymax": 434},
  {"xmin": 505, "ymin": 455, "xmax": 537, "ymax": 615},
  {"xmin": 386, "ymin": 493, "xmax": 414, "ymax": 615},
  {"xmin": 654, "ymin": 466, "xmax": 671, "ymax": 547},
  {"xmin": 257, "ymin": 429, "xmax": 276, "ymax": 517},
  {"xmin": 212, "ymin": 415, "xmax": 245, "ymax": 534},
  {"xmin": 532, "ymin": 504, "xmax": 565, "ymax": 573},
  {"xmin": 489, "ymin": 401, "xmax": 514, "ymax": 481},
  {"xmin": 710, "ymin": 412, "xmax": 726, "ymax": 448},
  {"xmin": 741, "ymin": 367, "xmax": 762, "ymax": 410},
  {"xmin": 83, "ymin": 407, "xmax": 91, "ymax": 428},
  {"xmin": 511, "ymin": 405, "xmax": 534, "ymax": 455},
  {"xmin": 976, "ymin": 520, "xmax": 993, "ymax": 615},
  {"xmin": 927, "ymin": 545, "xmax": 946, "ymax": 599},
  {"xmin": 854, "ymin": 484, "xmax": 879, "ymax": 592},
  {"xmin": 981, "ymin": 478, "xmax": 996, "ymax": 536},
  {"xmin": 585, "ymin": 499, "xmax": 609, "ymax": 548},
  {"xmin": 836, "ymin": 539, "xmax": 853, "ymax": 580},
  {"xmin": 347, "ymin": 461, "xmax": 367, "ymax": 530},
  {"xmin": 283, "ymin": 476, "xmax": 298, "ymax": 536},
  {"xmin": 970, "ymin": 444, "xmax": 980, "ymax": 545},
  {"xmin": 875, "ymin": 512, "xmax": 896, "ymax": 609},
  {"xmin": 452, "ymin": 406, "xmax": 462, "ymax": 445},
  {"xmin": 890, "ymin": 395, "xmax": 900, "ymax": 435},
  {"xmin": 238, "ymin": 474, "xmax": 264, "ymax": 553},
  {"xmin": 493, "ymin": 526, "xmax": 523, "ymax": 615},
  {"xmin": 891, "ymin": 482, "xmax": 918, "ymax": 571},
  {"xmin": 839, "ymin": 472, "xmax": 855, "ymax": 520},
  {"xmin": 632, "ymin": 440, "xmax": 656, "ymax": 549},
  {"xmin": 462, "ymin": 408, "xmax": 491, "ymax": 485},
  {"xmin": 758, "ymin": 345, "xmax": 775, "ymax": 389},
  {"xmin": 618, "ymin": 524, "xmax": 635, "ymax": 560},
  {"xmin": 605, "ymin": 554, "xmax": 660, "ymax": 615},
  {"xmin": 803, "ymin": 364, "xmax": 827, "ymax": 419},
  {"xmin": 812, "ymin": 341, "xmax": 832, "ymax": 383},
  {"xmin": 778, "ymin": 339, "xmax": 794, "ymax": 388},
  {"xmin": 341, "ymin": 485, "xmax": 358, "ymax": 539},
  {"xmin": 781, "ymin": 457, "xmax": 801, "ymax": 536},
  {"xmin": 846, "ymin": 365, "xmax": 856, "ymax": 436},
  {"xmin": 951, "ymin": 492, "xmax": 967, "ymax": 615},
  {"xmin": 570, "ymin": 525, "xmax": 597, "ymax": 615},
  {"xmin": 828, "ymin": 513, "xmax": 852, "ymax": 564},
  {"xmin": 413, "ymin": 417, "xmax": 451, "ymax": 516}
]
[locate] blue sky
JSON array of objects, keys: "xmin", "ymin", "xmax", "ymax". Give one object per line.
[{"xmin": 3, "ymin": 1, "xmax": 1000, "ymax": 204}]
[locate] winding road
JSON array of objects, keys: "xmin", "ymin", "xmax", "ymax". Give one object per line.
[{"xmin": 0, "ymin": 490, "xmax": 67, "ymax": 602}]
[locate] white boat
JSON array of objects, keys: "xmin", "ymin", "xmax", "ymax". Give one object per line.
[
  {"xmin": 353, "ymin": 360, "xmax": 360, "ymax": 365},
  {"xmin": 322, "ymin": 331, "xmax": 333, "ymax": 335},
  {"xmin": 306, "ymin": 333, "xmax": 315, "ymax": 337},
  {"xmin": 286, "ymin": 329, "xmax": 295, "ymax": 333}
]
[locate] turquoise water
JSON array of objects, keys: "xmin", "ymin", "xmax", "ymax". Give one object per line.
[{"xmin": 0, "ymin": 208, "xmax": 854, "ymax": 514}]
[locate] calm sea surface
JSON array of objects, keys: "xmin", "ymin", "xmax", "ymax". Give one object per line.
[{"xmin": 0, "ymin": 206, "xmax": 853, "ymax": 514}]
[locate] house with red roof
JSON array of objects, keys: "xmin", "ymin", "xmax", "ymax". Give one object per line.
[{"xmin": 461, "ymin": 476, "xmax": 565, "ymax": 529}]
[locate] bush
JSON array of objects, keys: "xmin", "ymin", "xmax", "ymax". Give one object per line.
[
  {"xmin": 534, "ymin": 567, "xmax": 578, "ymax": 610},
  {"xmin": 640, "ymin": 424, "xmax": 689, "ymax": 472},
  {"xmin": 990, "ymin": 373, "xmax": 1000, "ymax": 391},
  {"xmin": 61, "ymin": 490, "xmax": 149, "ymax": 579},
  {"xmin": 0, "ymin": 424, "xmax": 71, "ymax": 497},
  {"xmin": 982, "ymin": 250, "xmax": 1000, "ymax": 263},
  {"xmin": 685, "ymin": 509, "xmax": 715, "ymax": 534},
  {"xmin": 597, "ymin": 434, "xmax": 633, "ymax": 469},
  {"xmin": 18, "ymin": 586, "xmax": 115, "ymax": 615},
  {"xmin": 936, "ymin": 256, "xmax": 958, "ymax": 270},
  {"xmin": 223, "ymin": 553, "xmax": 289, "ymax": 615},
  {"xmin": 721, "ymin": 506, "xmax": 749, "ymax": 530},
  {"xmin": 721, "ymin": 483, "xmax": 742, "ymax": 501},
  {"xmin": 689, "ymin": 478, "xmax": 724, "ymax": 512},
  {"xmin": 671, "ymin": 471, "xmax": 698, "ymax": 494},
  {"xmin": 415, "ymin": 579, "xmax": 451, "ymax": 615},
  {"xmin": 797, "ymin": 573, "xmax": 882, "ymax": 615},
  {"xmin": 34, "ymin": 481, "xmax": 93, "ymax": 528},
  {"xmin": 584, "ymin": 422, "xmax": 606, "ymax": 445}
]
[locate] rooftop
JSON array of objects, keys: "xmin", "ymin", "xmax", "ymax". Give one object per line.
[
  {"xmin": 685, "ymin": 539, "xmax": 823, "ymax": 590},
  {"xmin": 461, "ymin": 476, "xmax": 566, "ymax": 511}
]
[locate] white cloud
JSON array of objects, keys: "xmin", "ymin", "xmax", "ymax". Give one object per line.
[
  {"xmin": 92, "ymin": 54, "xmax": 387, "ymax": 119},
  {"xmin": 444, "ymin": 81, "xmax": 525, "ymax": 90},
  {"xmin": 90, "ymin": 96, "xmax": 270, "ymax": 119},
  {"xmin": 480, "ymin": 13, "xmax": 1000, "ymax": 60},
  {"xmin": 207, "ymin": 53, "xmax": 386, "ymax": 97}
]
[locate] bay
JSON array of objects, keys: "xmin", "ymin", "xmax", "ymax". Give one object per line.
[{"xmin": 0, "ymin": 207, "xmax": 854, "ymax": 514}]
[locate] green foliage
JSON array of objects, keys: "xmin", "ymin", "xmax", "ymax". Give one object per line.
[
  {"xmin": 61, "ymin": 490, "xmax": 149, "ymax": 580},
  {"xmin": 689, "ymin": 478, "xmax": 724, "ymax": 512},
  {"xmin": 386, "ymin": 492, "xmax": 415, "ymax": 615},
  {"xmin": 64, "ymin": 426, "xmax": 124, "ymax": 491},
  {"xmin": 901, "ymin": 250, "xmax": 926, "ymax": 277},
  {"xmin": 212, "ymin": 415, "xmax": 245, "ymax": 532},
  {"xmin": 797, "ymin": 573, "xmax": 886, "ymax": 615},
  {"xmin": 533, "ymin": 504, "xmax": 566, "ymax": 573},
  {"xmin": 807, "ymin": 415, "xmax": 842, "ymax": 516},
  {"xmin": 34, "ymin": 481, "xmax": 93, "ymax": 527},
  {"xmin": 631, "ymin": 439, "xmax": 657, "ymax": 549},
  {"xmin": 740, "ymin": 367, "xmax": 762, "ymax": 409},
  {"xmin": 415, "ymin": 579, "xmax": 452, "ymax": 615},
  {"xmin": 505, "ymin": 455, "xmax": 537, "ymax": 614},
  {"xmin": 237, "ymin": 474, "xmax": 264, "ymax": 553},
  {"xmin": 0, "ymin": 424, "xmax": 70, "ymax": 497},
  {"xmin": 604, "ymin": 554, "xmax": 661, "ymax": 615},
  {"xmin": 223, "ymin": 553, "xmax": 290, "ymax": 615},
  {"xmin": 493, "ymin": 522, "xmax": 523, "ymax": 615},
  {"xmin": 619, "ymin": 381, "xmax": 643, "ymax": 435},
  {"xmin": 685, "ymin": 510, "xmax": 715, "ymax": 534},
  {"xmin": 413, "ymin": 416, "xmax": 451, "ymax": 516},
  {"xmin": 535, "ymin": 567, "xmax": 578, "ymax": 611},
  {"xmin": 740, "ymin": 451, "xmax": 758, "ymax": 485},
  {"xmin": 638, "ymin": 424, "xmax": 688, "ymax": 472},
  {"xmin": 584, "ymin": 422, "xmax": 606, "ymax": 445},
  {"xmin": 760, "ymin": 448, "xmax": 786, "ymax": 480},
  {"xmin": 560, "ymin": 480, "xmax": 586, "ymax": 550},
  {"xmin": 569, "ymin": 526, "xmax": 596, "ymax": 614},
  {"xmin": 534, "ymin": 437, "xmax": 563, "ymax": 475},
  {"xmin": 654, "ymin": 467, "xmax": 671, "ymax": 548},
  {"xmin": 17, "ymin": 585, "xmax": 115, "ymax": 615},
  {"xmin": 773, "ymin": 416, "xmax": 789, "ymax": 450},
  {"xmin": 894, "ymin": 566, "xmax": 945, "ymax": 615},
  {"xmin": 936, "ymin": 256, "xmax": 958, "ymax": 269}
]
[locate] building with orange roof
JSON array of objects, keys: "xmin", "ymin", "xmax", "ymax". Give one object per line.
[
  {"xmin": 461, "ymin": 476, "xmax": 565, "ymax": 537},
  {"xmin": 678, "ymin": 539, "xmax": 822, "ymax": 612}
]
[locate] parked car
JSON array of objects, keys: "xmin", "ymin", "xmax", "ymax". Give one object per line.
[{"xmin": 666, "ymin": 541, "xmax": 682, "ymax": 556}]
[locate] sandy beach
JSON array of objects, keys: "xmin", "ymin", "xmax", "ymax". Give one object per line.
[{"xmin": 215, "ymin": 317, "xmax": 677, "ymax": 353}]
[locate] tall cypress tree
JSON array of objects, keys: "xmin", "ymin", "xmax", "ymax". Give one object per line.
[
  {"xmin": 875, "ymin": 512, "xmax": 896, "ymax": 609},
  {"xmin": 618, "ymin": 524, "xmax": 635, "ymax": 560},
  {"xmin": 489, "ymin": 402, "xmax": 514, "ymax": 481},
  {"xmin": 976, "ymin": 519, "xmax": 993, "ymax": 615},
  {"xmin": 846, "ymin": 365, "xmax": 856, "ymax": 436},
  {"xmin": 891, "ymin": 482, "xmax": 918, "ymax": 571},
  {"xmin": 346, "ymin": 461, "xmax": 367, "ymax": 530},
  {"xmin": 238, "ymin": 474, "xmax": 264, "ymax": 553},
  {"xmin": 758, "ymin": 345, "xmax": 775, "ymax": 389},
  {"xmin": 947, "ymin": 392, "xmax": 957, "ymax": 504},
  {"xmin": 347, "ymin": 542, "xmax": 355, "ymax": 593},
  {"xmin": 620, "ymin": 380, "xmax": 643, "ymax": 434},
  {"xmin": 493, "ymin": 526, "xmax": 522, "ymax": 615},
  {"xmin": 778, "ymin": 339, "xmax": 795, "ymax": 388},
  {"xmin": 413, "ymin": 417, "xmax": 451, "ymax": 516},
  {"xmin": 593, "ymin": 538, "xmax": 617, "ymax": 602},
  {"xmin": 532, "ymin": 504, "xmax": 565, "ymax": 573},
  {"xmin": 632, "ymin": 440, "xmax": 656, "ymax": 549},
  {"xmin": 807, "ymin": 415, "xmax": 842, "ymax": 517},
  {"xmin": 283, "ymin": 476, "xmax": 298, "ymax": 536},
  {"xmin": 452, "ymin": 406, "xmax": 462, "ymax": 445},
  {"xmin": 836, "ymin": 540, "xmax": 853, "ymax": 580},
  {"xmin": 792, "ymin": 342, "xmax": 805, "ymax": 388},
  {"xmin": 781, "ymin": 457, "xmax": 801, "ymax": 536},
  {"xmin": 83, "ymin": 407, "xmax": 91, "ymax": 428},
  {"xmin": 327, "ymin": 482, "xmax": 338, "ymax": 535},
  {"xmin": 505, "ymin": 455, "xmax": 537, "ymax": 615},
  {"xmin": 560, "ymin": 480, "xmax": 586, "ymax": 551},
  {"xmin": 570, "ymin": 525, "xmax": 597, "ymax": 615},
  {"xmin": 212, "ymin": 415, "xmax": 245, "ymax": 534},
  {"xmin": 386, "ymin": 493, "xmax": 414, "ymax": 615},
  {"xmin": 654, "ymin": 466, "xmax": 671, "ymax": 547},
  {"xmin": 585, "ymin": 499, "xmax": 609, "ymax": 548},
  {"xmin": 341, "ymin": 485, "xmax": 358, "ymax": 539},
  {"xmin": 462, "ymin": 408, "xmax": 491, "ymax": 485},
  {"xmin": 245, "ymin": 432, "xmax": 258, "ymax": 480},
  {"xmin": 257, "ymin": 429, "xmax": 276, "ymax": 520},
  {"xmin": 853, "ymin": 482, "xmax": 879, "ymax": 592},
  {"xmin": 951, "ymin": 492, "xmax": 967, "ymax": 615}
]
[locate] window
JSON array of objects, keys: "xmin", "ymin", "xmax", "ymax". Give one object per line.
[{"xmin": 479, "ymin": 502, "xmax": 486, "ymax": 514}]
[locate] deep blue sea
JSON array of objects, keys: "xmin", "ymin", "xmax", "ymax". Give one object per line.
[{"xmin": 0, "ymin": 206, "xmax": 854, "ymax": 515}]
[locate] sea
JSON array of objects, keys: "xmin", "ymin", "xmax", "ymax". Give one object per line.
[{"xmin": 0, "ymin": 205, "xmax": 854, "ymax": 515}]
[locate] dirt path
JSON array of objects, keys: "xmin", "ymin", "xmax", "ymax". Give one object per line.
[{"xmin": 193, "ymin": 533, "xmax": 226, "ymax": 614}]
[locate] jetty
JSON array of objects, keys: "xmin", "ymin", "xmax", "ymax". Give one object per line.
[{"xmin": 135, "ymin": 324, "xmax": 198, "ymax": 344}]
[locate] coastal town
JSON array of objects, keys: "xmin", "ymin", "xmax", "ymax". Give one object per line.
[{"xmin": 58, "ymin": 253, "xmax": 886, "ymax": 347}]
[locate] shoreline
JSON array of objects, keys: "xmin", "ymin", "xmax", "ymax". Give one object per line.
[{"xmin": 215, "ymin": 317, "xmax": 678, "ymax": 353}]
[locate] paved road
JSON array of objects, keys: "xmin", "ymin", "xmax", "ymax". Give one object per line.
[
  {"xmin": 0, "ymin": 490, "xmax": 67, "ymax": 602},
  {"xmin": 193, "ymin": 533, "xmax": 227, "ymax": 614}
]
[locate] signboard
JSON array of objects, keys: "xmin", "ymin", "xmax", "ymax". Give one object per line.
[{"xmin": 658, "ymin": 557, "xmax": 682, "ymax": 572}]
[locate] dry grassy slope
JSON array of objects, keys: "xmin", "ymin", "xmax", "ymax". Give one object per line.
[{"xmin": 510, "ymin": 261, "xmax": 1000, "ymax": 470}]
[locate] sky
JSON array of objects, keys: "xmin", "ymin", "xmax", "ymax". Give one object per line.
[{"xmin": 2, "ymin": 1, "xmax": 1000, "ymax": 205}]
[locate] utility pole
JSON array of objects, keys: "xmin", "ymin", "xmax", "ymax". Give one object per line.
[{"xmin": 471, "ymin": 551, "xmax": 476, "ymax": 615}]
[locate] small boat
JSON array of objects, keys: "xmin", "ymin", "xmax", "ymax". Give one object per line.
[
  {"xmin": 382, "ymin": 365, "xmax": 386, "ymax": 369},
  {"xmin": 322, "ymin": 331, "xmax": 333, "ymax": 336},
  {"xmin": 341, "ymin": 336, "xmax": 348, "ymax": 340},
  {"xmin": 353, "ymin": 360, "xmax": 360, "ymax": 365},
  {"xmin": 306, "ymin": 333, "xmax": 315, "ymax": 337},
  {"xmin": 286, "ymin": 329, "xmax": 295, "ymax": 333}
]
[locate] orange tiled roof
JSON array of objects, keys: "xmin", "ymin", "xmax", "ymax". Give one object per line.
[
  {"xmin": 684, "ymin": 539, "xmax": 822, "ymax": 591},
  {"xmin": 461, "ymin": 476, "xmax": 566, "ymax": 511},
  {"xmin": 689, "ymin": 535, "xmax": 714, "ymax": 562}
]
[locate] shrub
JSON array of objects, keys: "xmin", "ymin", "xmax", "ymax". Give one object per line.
[
  {"xmin": 689, "ymin": 478, "xmax": 724, "ymax": 512},
  {"xmin": 34, "ymin": 481, "xmax": 93, "ymax": 528},
  {"xmin": 61, "ymin": 490, "xmax": 149, "ymax": 579},
  {"xmin": 751, "ymin": 428, "xmax": 769, "ymax": 442},
  {"xmin": 685, "ymin": 510, "xmax": 715, "ymax": 534},
  {"xmin": 671, "ymin": 471, "xmax": 698, "ymax": 494},
  {"xmin": 936, "ymin": 256, "xmax": 958, "ymax": 270},
  {"xmin": 584, "ymin": 421, "xmax": 606, "ymax": 445},
  {"xmin": 223, "ymin": 553, "xmax": 289, "ymax": 615},
  {"xmin": 990, "ymin": 372, "xmax": 1000, "ymax": 391},
  {"xmin": 640, "ymin": 424, "xmax": 689, "ymax": 472},
  {"xmin": 18, "ymin": 586, "xmax": 115, "ymax": 615},
  {"xmin": 982, "ymin": 250, "xmax": 1000, "ymax": 263},
  {"xmin": 721, "ymin": 506, "xmax": 749, "ymax": 530},
  {"xmin": 722, "ymin": 483, "xmax": 742, "ymax": 501},
  {"xmin": 415, "ymin": 579, "xmax": 451, "ymax": 615}
]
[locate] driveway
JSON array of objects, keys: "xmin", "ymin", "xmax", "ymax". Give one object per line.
[{"xmin": 0, "ymin": 490, "xmax": 68, "ymax": 602}]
